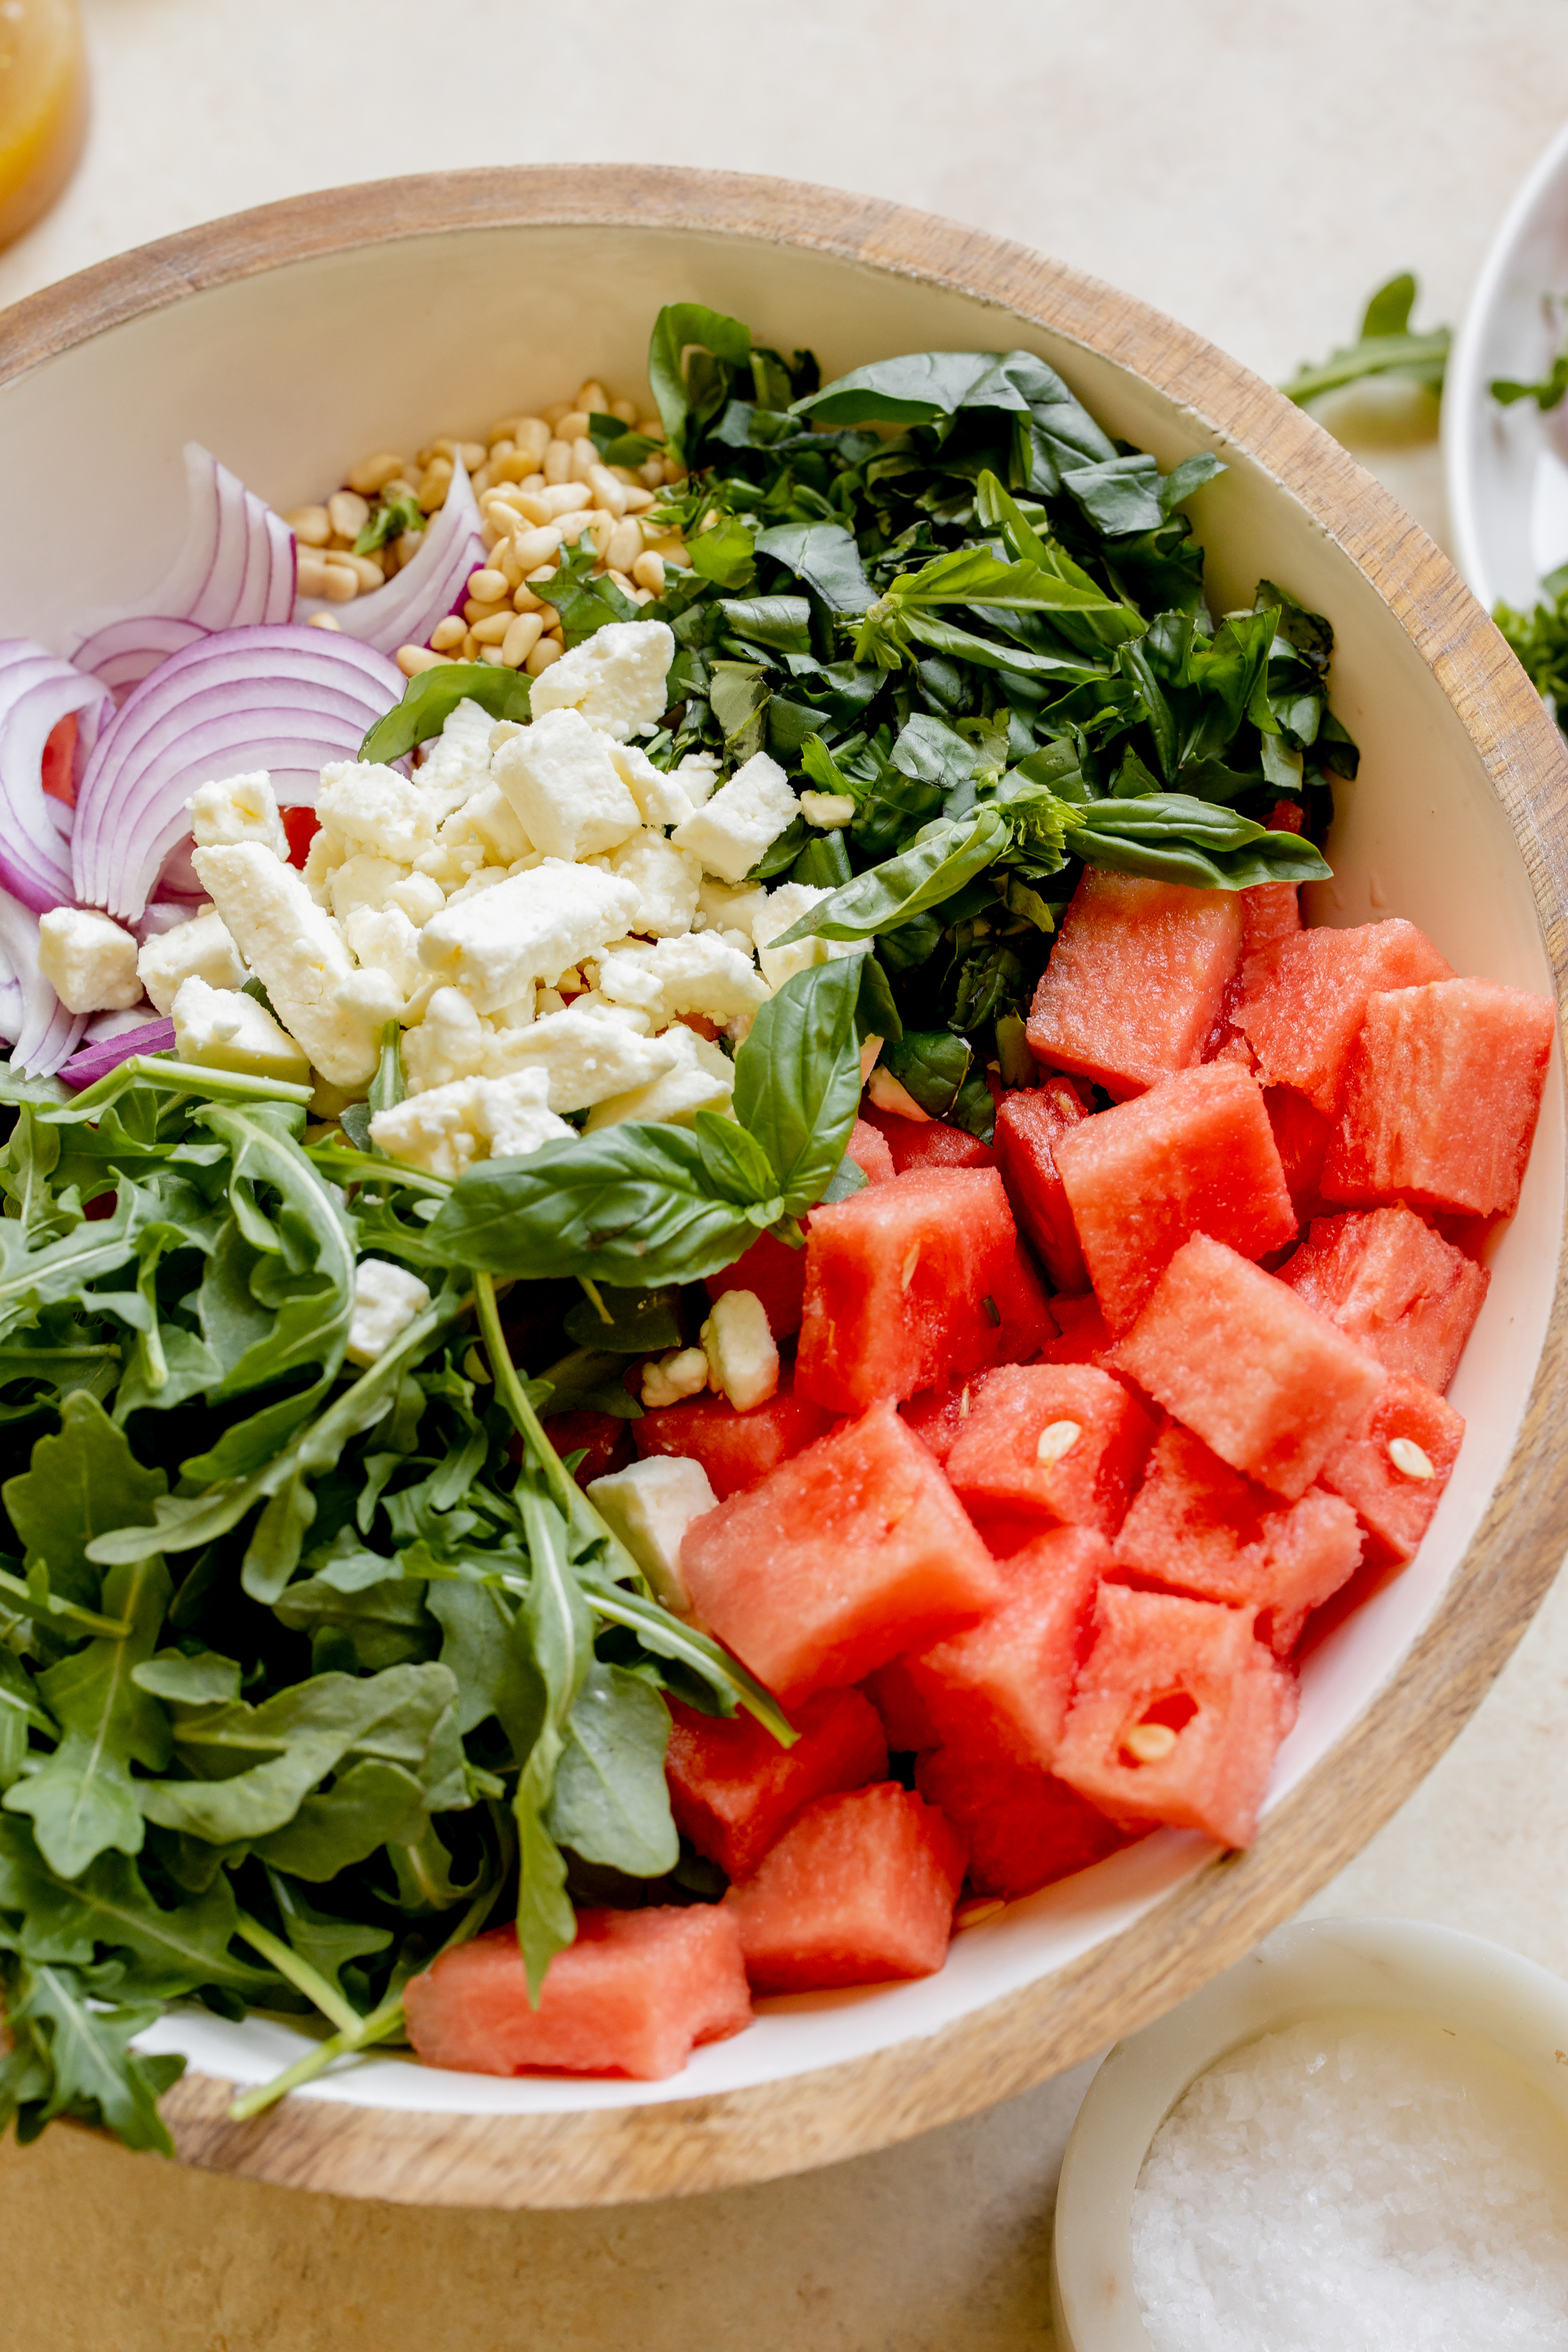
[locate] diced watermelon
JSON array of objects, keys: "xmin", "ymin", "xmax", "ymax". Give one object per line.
[
  {"xmin": 902, "ymin": 1524, "xmax": 1109, "ymax": 1770},
  {"xmin": 900, "ymin": 1374, "xmax": 986, "ymax": 1465},
  {"xmin": 634, "ymin": 1378, "xmax": 835, "ymax": 1501},
  {"xmin": 861, "ymin": 1656, "xmax": 939, "ymax": 1750},
  {"xmin": 1318, "ymin": 1371, "xmax": 1464, "ymax": 1565},
  {"xmin": 1113, "ymin": 1423, "xmax": 1363, "ymax": 1655},
  {"xmin": 41, "ymin": 712, "xmax": 77, "ymax": 806},
  {"xmin": 915, "ymin": 1746, "xmax": 1135, "ymax": 1899},
  {"xmin": 1056, "ymin": 1063, "xmax": 1297, "ymax": 1330},
  {"xmin": 1053, "ymin": 1584, "xmax": 1298, "ymax": 1847},
  {"xmin": 724, "ymin": 1783, "xmax": 965, "ymax": 1991},
  {"xmin": 795, "ymin": 1167, "xmax": 1017, "ymax": 1414},
  {"xmin": 983, "ymin": 1240, "xmax": 1058, "ymax": 1367},
  {"xmin": 848, "ymin": 1117, "xmax": 896, "ymax": 1184},
  {"xmin": 403, "ymin": 1908, "xmax": 752, "ymax": 2080},
  {"xmin": 704, "ymin": 1228, "xmax": 808, "ymax": 1338},
  {"xmin": 992, "ymin": 1079, "xmax": 1093, "ymax": 1292},
  {"xmin": 1265, "ymin": 1085, "xmax": 1332, "ymax": 1220},
  {"xmin": 282, "ymin": 804, "xmax": 322, "ymax": 869},
  {"xmin": 1236, "ymin": 918, "xmax": 1454, "ymax": 1113},
  {"xmin": 1037, "ymin": 1292, "xmax": 1116, "ymax": 1367},
  {"xmin": 1240, "ymin": 877, "xmax": 1302, "ymax": 982},
  {"xmin": 944, "ymin": 1362, "xmax": 1156, "ymax": 1547},
  {"xmin": 1321, "ymin": 977, "xmax": 1554, "ymax": 1219},
  {"xmin": 1277, "ymin": 1205, "xmax": 1489, "ymax": 1393},
  {"xmin": 1026, "ymin": 871, "xmax": 1243, "ymax": 1100},
  {"xmin": 1110, "ymin": 1233, "xmax": 1386, "ymax": 1500},
  {"xmin": 665, "ymin": 1688, "xmax": 887, "ymax": 1880},
  {"xmin": 860, "ymin": 1104, "xmax": 997, "ymax": 1172},
  {"xmin": 680, "ymin": 1400, "xmax": 1002, "ymax": 1702},
  {"xmin": 541, "ymin": 1408, "xmax": 633, "ymax": 1487}
]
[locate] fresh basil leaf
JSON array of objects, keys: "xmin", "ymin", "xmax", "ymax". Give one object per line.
[
  {"xmin": 754, "ymin": 519, "xmax": 876, "ymax": 614},
  {"xmin": 359, "ymin": 665, "xmax": 532, "ymax": 766},
  {"xmin": 1060, "ymin": 452, "xmax": 1165, "ymax": 538},
  {"xmin": 854, "ymin": 951, "xmax": 903, "ymax": 1044},
  {"xmin": 648, "ymin": 302, "xmax": 754, "ymax": 463},
  {"xmin": 1062, "ymin": 794, "xmax": 1332, "ymax": 889},
  {"xmin": 717, "ymin": 594, "xmax": 812, "ymax": 655},
  {"xmin": 879, "ymin": 1030, "xmax": 972, "ymax": 1119},
  {"xmin": 732, "ymin": 959, "xmax": 864, "ymax": 1214},
  {"xmin": 1159, "ymin": 452, "xmax": 1225, "ymax": 514},
  {"xmin": 586, "ymin": 412, "xmax": 662, "ymax": 465},
  {"xmin": 794, "ymin": 348, "xmax": 1011, "ymax": 426},
  {"xmin": 770, "ymin": 807, "xmax": 1010, "ymax": 945},
  {"xmin": 543, "ymin": 538, "xmax": 642, "ymax": 645},
  {"xmin": 818, "ymin": 1154, "xmax": 869, "ymax": 1204},
  {"xmin": 544, "ymin": 1661, "xmax": 678, "ymax": 1878},
  {"xmin": 689, "ymin": 512, "xmax": 757, "ymax": 591}
]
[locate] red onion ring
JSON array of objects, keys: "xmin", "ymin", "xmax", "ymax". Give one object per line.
[
  {"xmin": 295, "ymin": 455, "xmax": 484, "ymax": 655},
  {"xmin": 59, "ymin": 1015, "xmax": 176, "ymax": 1090},
  {"xmin": 0, "ymin": 641, "xmax": 113, "ymax": 913}
]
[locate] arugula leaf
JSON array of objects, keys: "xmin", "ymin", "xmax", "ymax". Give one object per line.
[
  {"xmin": 359, "ymin": 665, "xmax": 533, "ymax": 766},
  {"xmin": 253, "ymin": 1759, "xmax": 430, "ymax": 1880},
  {"xmin": 510, "ymin": 1488, "xmax": 590, "ymax": 1998},
  {"xmin": 545, "ymin": 1661, "xmax": 678, "ymax": 1877},
  {"xmin": 0, "ymin": 1957, "xmax": 184, "ymax": 2154},
  {"xmin": 4, "ymin": 1390, "xmax": 166, "ymax": 1609},
  {"xmin": 1493, "ymin": 338, "xmax": 1568, "ymax": 412},
  {"xmin": 1280, "ymin": 272, "xmax": 1449, "ymax": 404},
  {"xmin": 1495, "ymin": 564, "xmax": 1568, "ymax": 710},
  {"xmin": 561, "ymin": 1283, "xmax": 682, "ymax": 1356},
  {"xmin": 0, "ymin": 1817, "xmax": 270, "ymax": 1998}
]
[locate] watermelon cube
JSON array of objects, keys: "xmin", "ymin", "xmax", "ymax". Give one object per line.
[
  {"xmin": 1026, "ymin": 870, "xmax": 1243, "ymax": 1100},
  {"xmin": 542, "ymin": 1408, "xmax": 633, "ymax": 1488},
  {"xmin": 724, "ymin": 1783, "xmax": 966, "ymax": 1991},
  {"xmin": 848, "ymin": 1116, "xmax": 896, "ymax": 1184},
  {"xmin": 1240, "ymin": 878, "xmax": 1302, "ymax": 986},
  {"xmin": 916, "ymin": 1746, "xmax": 1135, "ymax": 1900},
  {"xmin": 1318, "ymin": 1371, "xmax": 1464, "ymax": 1565},
  {"xmin": 1113, "ymin": 1423, "xmax": 1363, "ymax": 1655},
  {"xmin": 1055, "ymin": 1063, "xmax": 1297, "ymax": 1330},
  {"xmin": 903, "ymin": 1524, "xmax": 1110, "ymax": 1770},
  {"xmin": 1236, "ymin": 918, "xmax": 1455, "ymax": 1113},
  {"xmin": 900, "ymin": 1373, "xmax": 989, "ymax": 1465},
  {"xmin": 1053, "ymin": 1584, "xmax": 1298, "ymax": 1848},
  {"xmin": 1321, "ymin": 978, "xmax": 1553, "ymax": 1218},
  {"xmin": 1110, "ymin": 1233, "xmax": 1386, "ymax": 1500},
  {"xmin": 861, "ymin": 1655, "xmax": 940, "ymax": 1751},
  {"xmin": 635, "ymin": 1377, "xmax": 835, "ymax": 1501},
  {"xmin": 984, "ymin": 1240, "xmax": 1058, "ymax": 1367},
  {"xmin": 665, "ymin": 1687, "xmax": 887, "ymax": 1880},
  {"xmin": 1265, "ymin": 1085, "xmax": 1333, "ymax": 1221},
  {"xmin": 860, "ymin": 1105, "xmax": 997, "ymax": 1173},
  {"xmin": 945, "ymin": 1362, "xmax": 1157, "ymax": 1544},
  {"xmin": 403, "ymin": 1907, "xmax": 751, "ymax": 2081},
  {"xmin": 795, "ymin": 1167, "xmax": 1017, "ymax": 1414},
  {"xmin": 680, "ymin": 1400, "xmax": 1002, "ymax": 1702},
  {"xmin": 1037, "ymin": 1292, "xmax": 1116, "ymax": 1367},
  {"xmin": 992, "ymin": 1078, "xmax": 1093, "ymax": 1292},
  {"xmin": 704, "ymin": 1228, "xmax": 808, "ymax": 1338},
  {"xmin": 1277, "ymin": 1205, "xmax": 1489, "ymax": 1393}
]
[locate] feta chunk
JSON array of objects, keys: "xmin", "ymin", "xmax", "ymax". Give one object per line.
[
  {"xmin": 401, "ymin": 985, "xmax": 491, "ymax": 1093},
  {"xmin": 325, "ymin": 853, "xmax": 410, "ymax": 923},
  {"xmin": 188, "ymin": 772, "xmax": 289, "ymax": 861},
  {"xmin": 193, "ymin": 841, "xmax": 401, "ymax": 1087},
  {"xmin": 675, "ymin": 750, "xmax": 722, "ymax": 807},
  {"xmin": 172, "ymin": 976, "xmax": 310, "ymax": 1085},
  {"xmin": 585, "ymin": 1454, "xmax": 717, "ymax": 1613},
  {"xmin": 368, "ymin": 1067, "xmax": 572, "ymax": 1178},
  {"xmin": 413, "ymin": 696, "xmax": 498, "ymax": 816},
  {"xmin": 388, "ymin": 872, "xmax": 446, "ymax": 927},
  {"xmin": 695, "ymin": 877, "xmax": 770, "ymax": 941},
  {"xmin": 609, "ymin": 741, "xmax": 697, "ymax": 830},
  {"xmin": 37, "ymin": 906, "xmax": 144, "ymax": 1014},
  {"xmin": 584, "ymin": 1024, "xmax": 736, "ymax": 1131},
  {"xmin": 136, "ymin": 906, "xmax": 248, "ymax": 1015},
  {"xmin": 438, "ymin": 779, "xmax": 531, "ymax": 865},
  {"xmin": 492, "ymin": 707, "xmax": 642, "ymax": 862},
  {"xmin": 700, "ymin": 1288, "xmax": 780, "ymax": 1412},
  {"xmin": 416, "ymin": 857, "xmax": 639, "ymax": 1014},
  {"xmin": 596, "ymin": 931, "xmax": 768, "ymax": 1028},
  {"xmin": 599, "ymin": 830, "xmax": 702, "ymax": 938},
  {"xmin": 639, "ymin": 1347, "xmax": 710, "ymax": 1413},
  {"xmin": 670, "ymin": 751, "xmax": 798, "ymax": 884},
  {"xmin": 316, "ymin": 760, "xmax": 438, "ymax": 864},
  {"xmin": 346, "ymin": 1259, "xmax": 432, "ymax": 1368},
  {"xmin": 527, "ymin": 618, "xmax": 675, "ymax": 740},
  {"xmin": 799, "ymin": 789, "xmax": 856, "ymax": 828},
  {"xmin": 341, "ymin": 904, "xmax": 424, "ymax": 999},
  {"xmin": 482, "ymin": 1002, "xmax": 680, "ymax": 1112},
  {"xmin": 751, "ymin": 881, "xmax": 864, "ymax": 991}
]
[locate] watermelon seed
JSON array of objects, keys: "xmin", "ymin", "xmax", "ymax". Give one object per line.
[
  {"xmin": 959, "ymin": 1386, "xmax": 972, "ymax": 1419},
  {"xmin": 900, "ymin": 1245, "xmax": 921, "ymax": 1291},
  {"xmin": 1124, "ymin": 1722, "xmax": 1179, "ymax": 1765},
  {"xmin": 1036, "ymin": 1419, "xmax": 1083, "ymax": 1465},
  {"xmin": 1388, "ymin": 1436, "xmax": 1436, "ymax": 1480}
]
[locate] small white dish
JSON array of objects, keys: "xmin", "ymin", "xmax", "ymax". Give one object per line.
[
  {"xmin": 1446, "ymin": 115, "xmax": 1568, "ymax": 609},
  {"xmin": 1051, "ymin": 1916, "xmax": 1568, "ymax": 2352}
]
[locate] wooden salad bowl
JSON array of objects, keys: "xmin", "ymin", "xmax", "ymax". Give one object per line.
[{"xmin": 1, "ymin": 165, "xmax": 1563, "ymax": 2211}]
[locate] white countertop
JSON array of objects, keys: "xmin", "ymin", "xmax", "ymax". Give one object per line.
[{"xmin": 2, "ymin": 7, "xmax": 1566, "ymax": 2347}]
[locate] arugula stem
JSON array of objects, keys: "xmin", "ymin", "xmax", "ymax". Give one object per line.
[
  {"xmin": 0, "ymin": 1565, "xmax": 130, "ymax": 1641},
  {"xmin": 233, "ymin": 1913, "xmax": 364, "ymax": 2038},
  {"xmin": 474, "ymin": 1271, "xmax": 612, "ymax": 1537},
  {"xmin": 578, "ymin": 1274, "xmax": 612, "ymax": 1325}
]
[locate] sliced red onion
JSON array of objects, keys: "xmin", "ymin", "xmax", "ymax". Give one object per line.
[
  {"xmin": 0, "ymin": 885, "xmax": 86, "ymax": 1074},
  {"xmin": 70, "ymin": 624, "xmax": 404, "ymax": 922},
  {"xmin": 70, "ymin": 445, "xmax": 296, "ymax": 698},
  {"xmin": 60, "ymin": 1014, "xmax": 176, "ymax": 1090},
  {"xmin": 0, "ymin": 641, "xmax": 113, "ymax": 914},
  {"xmin": 296, "ymin": 456, "xmax": 484, "ymax": 655}
]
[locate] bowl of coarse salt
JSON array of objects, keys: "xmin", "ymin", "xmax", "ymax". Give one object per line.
[{"xmin": 1052, "ymin": 1915, "xmax": 1568, "ymax": 2351}]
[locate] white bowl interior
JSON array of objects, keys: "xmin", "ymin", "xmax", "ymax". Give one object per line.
[
  {"xmin": 2, "ymin": 220, "xmax": 1560, "ymax": 2118},
  {"xmin": 1051, "ymin": 1916, "xmax": 1568, "ymax": 2352}
]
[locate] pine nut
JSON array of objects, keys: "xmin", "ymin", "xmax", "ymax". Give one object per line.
[
  {"xmin": 543, "ymin": 437, "xmax": 573, "ymax": 485},
  {"xmin": 638, "ymin": 456, "xmax": 665, "ymax": 488},
  {"xmin": 347, "ymin": 452, "xmax": 406, "ymax": 497},
  {"xmin": 430, "ymin": 616, "xmax": 466, "ymax": 652},
  {"xmin": 512, "ymin": 581, "xmax": 542, "ymax": 612},
  {"xmin": 609, "ymin": 397, "xmax": 638, "ymax": 425},
  {"xmin": 525, "ymin": 636, "xmax": 565, "ymax": 676},
  {"xmin": 462, "ymin": 629, "xmax": 481, "ymax": 662},
  {"xmin": 959, "ymin": 1386, "xmax": 972, "ymax": 1419},
  {"xmin": 394, "ymin": 531, "xmax": 423, "ymax": 569},
  {"xmin": 481, "ymin": 645, "xmax": 508, "ymax": 665},
  {"xmin": 511, "ymin": 418, "xmax": 551, "ymax": 470},
  {"xmin": 662, "ymin": 458, "xmax": 688, "ymax": 485},
  {"xmin": 328, "ymin": 488, "xmax": 371, "ymax": 540},
  {"xmin": 307, "ymin": 611, "xmax": 342, "ymax": 630},
  {"xmin": 533, "ymin": 602, "xmax": 560, "ymax": 631},
  {"xmin": 470, "ymin": 612, "xmax": 513, "ymax": 645},
  {"xmin": 1125, "ymin": 1722, "xmax": 1178, "ymax": 1765},
  {"xmin": 632, "ymin": 550, "xmax": 667, "ymax": 593},
  {"xmin": 626, "ymin": 583, "xmax": 655, "ymax": 605},
  {"xmin": 464, "ymin": 596, "xmax": 508, "ymax": 625},
  {"xmin": 557, "ymin": 409, "xmax": 591, "ymax": 442},
  {"xmin": 397, "ymin": 645, "xmax": 444, "ymax": 676},
  {"xmin": 652, "ymin": 538, "xmax": 693, "ymax": 568},
  {"xmin": 319, "ymin": 559, "xmax": 361, "ymax": 603},
  {"xmin": 575, "ymin": 381, "xmax": 609, "ymax": 416},
  {"xmin": 470, "ymin": 463, "xmax": 495, "ymax": 497},
  {"xmin": 568, "ymin": 436, "xmax": 599, "ymax": 485},
  {"xmin": 620, "ymin": 485, "xmax": 655, "ymax": 514},
  {"xmin": 588, "ymin": 514, "xmax": 616, "ymax": 561},
  {"xmin": 495, "ymin": 541, "xmax": 524, "ymax": 590},
  {"xmin": 501, "ymin": 611, "xmax": 544, "ymax": 668},
  {"xmin": 468, "ymin": 567, "xmax": 508, "ymax": 604},
  {"xmin": 1036, "ymin": 1419, "xmax": 1083, "ymax": 1465},
  {"xmin": 606, "ymin": 518, "xmax": 643, "ymax": 575},
  {"xmin": 587, "ymin": 462, "xmax": 629, "ymax": 517},
  {"xmin": 417, "ymin": 459, "xmax": 453, "ymax": 511},
  {"xmin": 337, "ymin": 550, "xmax": 384, "ymax": 591},
  {"xmin": 1388, "ymin": 1437, "xmax": 1436, "ymax": 1480},
  {"xmin": 541, "ymin": 401, "xmax": 570, "ymax": 427},
  {"xmin": 286, "ymin": 504, "xmax": 332, "ymax": 546},
  {"xmin": 296, "ymin": 550, "xmax": 332, "ymax": 597},
  {"xmin": 636, "ymin": 418, "xmax": 662, "ymax": 439}
]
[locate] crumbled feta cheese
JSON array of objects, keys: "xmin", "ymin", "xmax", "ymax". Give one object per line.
[
  {"xmin": 326, "ymin": 853, "xmax": 411, "ymax": 923},
  {"xmin": 37, "ymin": 906, "xmax": 144, "ymax": 1014},
  {"xmin": 585, "ymin": 1454, "xmax": 717, "ymax": 1613},
  {"xmin": 868, "ymin": 1065, "xmax": 931, "ymax": 1122},
  {"xmin": 316, "ymin": 760, "xmax": 438, "ymax": 864},
  {"xmin": 412, "ymin": 837, "xmax": 487, "ymax": 892},
  {"xmin": 413, "ymin": 696, "xmax": 498, "ymax": 816},
  {"xmin": 694, "ymin": 877, "xmax": 771, "ymax": 940},
  {"xmin": 368, "ymin": 1066, "xmax": 572, "ymax": 1178},
  {"xmin": 136, "ymin": 906, "xmax": 247, "ymax": 1015},
  {"xmin": 342, "ymin": 904, "xmax": 425, "ymax": 1000},
  {"xmin": 700, "ymin": 1289, "xmax": 779, "ymax": 1411},
  {"xmin": 387, "ymin": 871, "xmax": 446, "ymax": 927},
  {"xmin": 799, "ymin": 789, "xmax": 856, "ymax": 828},
  {"xmin": 402, "ymin": 985, "xmax": 492, "ymax": 1093},
  {"xmin": 596, "ymin": 931, "xmax": 768, "ymax": 1027},
  {"xmin": 584, "ymin": 1024, "xmax": 735, "ymax": 1131},
  {"xmin": 346, "ymin": 1259, "xmax": 432, "ymax": 1368},
  {"xmin": 670, "ymin": 751, "xmax": 799, "ymax": 884},
  {"xmin": 492, "ymin": 707, "xmax": 642, "ymax": 862},
  {"xmin": 639, "ymin": 1346, "xmax": 710, "ymax": 1412},
  {"xmin": 188, "ymin": 772, "xmax": 289, "ymax": 861},
  {"xmin": 416, "ymin": 857, "xmax": 639, "ymax": 1014},
  {"xmin": 751, "ymin": 881, "xmax": 864, "ymax": 991},
  {"xmin": 674, "ymin": 750, "xmax": 722, "ymax": 808},
  {"xmin": 482, "ymin": 1002, "xmax": 680, "ymax": 1112},
  {"xmin": 599, "ymin": 830, "xmax": 702, "ymax": 938},
  {"xmin": 609, "ymin": 741, "xmax": 697, "ymax": 830},
  {"xmin": 193, "ymin": 841, "xmax": 401, "ymax": 1087},
  {"xmin": 438, "ymin": 779, "xmax": 531, "ymax": 866},
  {"xmin": 172, "ymin": 975, "xmax": 310, "ymax": 1085},
  {"xmin": 527, "ymin": 618, "xmax": 675, "ymax": 740},
  {"xmin": 558, "ymin": 988, "xmax": 652, "ymax": 1034}
]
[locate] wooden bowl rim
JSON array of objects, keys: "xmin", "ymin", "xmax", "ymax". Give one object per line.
[{"xmin": 5, "ymin": 163, "xmax": 1566, "ymax": 2210}]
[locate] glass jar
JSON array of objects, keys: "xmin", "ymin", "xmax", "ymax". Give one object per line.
[{"xmin": 0, "ymin": 0, "xmax": 85, "ymax": 250}]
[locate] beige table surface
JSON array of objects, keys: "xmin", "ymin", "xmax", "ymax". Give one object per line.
[{"xmin": 3, "ymin": 5, "xmax": 1568, "ymax": 2346}]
